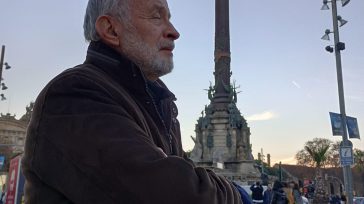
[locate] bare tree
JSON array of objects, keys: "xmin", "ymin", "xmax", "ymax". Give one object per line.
[
  {"xmin": 326, "ymin": 141, "xmax": 340, "ymax": 167},
  {"xmin": 354, "ymin": 148, "xmax": 364, "ymax": 170},
  {"xmin": 295, "ymin": 138, "xmax": 334, "ymax": 168}
]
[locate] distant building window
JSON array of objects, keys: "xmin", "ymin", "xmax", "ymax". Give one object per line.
[{"xmin": 17, "ymin": 137, "xmax": 24, "ymax": 145}]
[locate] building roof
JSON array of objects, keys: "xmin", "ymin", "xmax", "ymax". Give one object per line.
[{"xmin": 274, "ymin": 164, "xmax": 364, "ymax": 196}]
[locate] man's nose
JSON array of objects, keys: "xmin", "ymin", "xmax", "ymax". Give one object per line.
[{"xmin": 165, "ymin": 21, "xmax": 180, "ymax": 40}]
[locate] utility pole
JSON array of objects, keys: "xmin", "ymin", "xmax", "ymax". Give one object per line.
[
  {"xmin": 0, "ymin": 45, "xmax": 11, "ymax": 100},
  {"xmin": 330, "ymin": 1, "xmax": 353, "ymax": 203},
  {"xmin": 0, "ymin": 46, "xmax": 5, "ymax": 85},
  {"xmin": 279, "ymin": 161, "xmax": 282, "ymax": 182},
  {"xmin": 321, "ymin": 0, "xmax": 353, "ymax": 203}
]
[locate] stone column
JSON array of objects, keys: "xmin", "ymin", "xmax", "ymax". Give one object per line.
[{"xmin": 213, "ymin": 0, "xmax": 231, "ymax": 106}]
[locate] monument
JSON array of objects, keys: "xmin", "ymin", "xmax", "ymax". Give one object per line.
[{"xmin": 190, "ymin": 0, "xmax": 260, "ymax": 182}]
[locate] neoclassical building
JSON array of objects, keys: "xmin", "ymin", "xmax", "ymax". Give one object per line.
[{"xmin": 0, "ymin": 103, "xmax": 33, "ymax": 161}]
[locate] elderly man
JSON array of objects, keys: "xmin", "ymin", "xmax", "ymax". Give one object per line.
[{"xmin": 21, "ymin": 0, "xmax": 242, "ymax": 203}]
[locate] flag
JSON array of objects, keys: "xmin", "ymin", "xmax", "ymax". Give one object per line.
[
  {"xmin": 347, "ymin": 116, "xmax": 360, "ymax": 139},
  {"xmin": 329, "ymin": 112, "xmax": 344, "ymax": 136}
]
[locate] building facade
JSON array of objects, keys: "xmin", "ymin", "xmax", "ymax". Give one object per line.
[
  {"xmin": 0, "ymin": 102, "xmax": 32, "ymax": 169},
  {"xmin": 0, "ymin": 113, "xmax": 27, "ymax": 155}
]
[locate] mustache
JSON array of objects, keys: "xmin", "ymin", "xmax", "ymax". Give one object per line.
[{"xmin": 158, "ymin": 41, "xmax": 175, "ymax": 50}]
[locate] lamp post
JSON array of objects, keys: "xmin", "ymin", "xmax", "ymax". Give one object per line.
[
  {"xmin": 0, "ymin": 45, "xmax": 11, "ymax": 101},
  {"xmin": 279, "ymin": 161, "xmax": 282, "ymax": 182},
  {"xmin": 321, "ymin": 0, "xmax": 353, "ymax": 203}
]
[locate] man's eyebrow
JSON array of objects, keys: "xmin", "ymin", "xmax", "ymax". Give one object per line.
[{"xmin": 152, "ymin": 3, "xmax": 171, "ymax": 19}]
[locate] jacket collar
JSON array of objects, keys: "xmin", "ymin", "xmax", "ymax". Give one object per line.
[{"xmin": 84, "ymin": 41, "xmax": 175, "ymax": 101}]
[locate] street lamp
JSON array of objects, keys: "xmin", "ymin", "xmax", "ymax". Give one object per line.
[
  {"xmin": 321, "ymin": 29, "xmax": 332, "ymax": 41},
  {"xmin": 0, "ymin": 45, "xmax": 12, "ymax": 101},
  {"xmin": 1, "ymin": 83, "xmax": 7, "ymax": 91},
  {"xmin": 320, "ymin": 0, "xmax": 353, "ymax": 203},
  {"xmin": 337, "ymin": 16, "xmax": 348, "ymax": 27},
  {"xmin": 322, "ymin": 0, "xmax": 351, "ymax": 9},
  {"xmin": 0, "ymin": 94, "xmax": 5, "ymax": 101},
  {"xmin": 341, "ymin": 0, "xmax": 350, "ymax": 7},
  {"xmin": 321, "ymin": 0, "xmax": 330, "ymax": 10},
  {"xmin": 4, "ymin": 63, "xmax": 11, "ymax": 70}
]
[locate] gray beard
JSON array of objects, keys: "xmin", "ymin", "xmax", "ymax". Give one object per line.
[{"xmin": 120, "ymin": 26, "xmax": 174, "ymax": 80}]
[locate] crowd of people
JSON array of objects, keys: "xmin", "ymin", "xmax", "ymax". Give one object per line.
[
  {"xmin": 247, "ymin": 180, "xmax": 309, "ymax": 204},
  {"xmin": 242, "ymin": 180, "xmax": 351, "ymax": 204}
]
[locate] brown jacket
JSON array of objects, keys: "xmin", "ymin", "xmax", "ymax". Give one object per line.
[{"xmin": 22, "ymin": 41, "xmax": 242, "ymax": 204}]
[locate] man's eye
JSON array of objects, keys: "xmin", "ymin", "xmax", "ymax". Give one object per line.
[{"xmin": 152, "ymin": 13, "xmax": 161, "ymax": 19}]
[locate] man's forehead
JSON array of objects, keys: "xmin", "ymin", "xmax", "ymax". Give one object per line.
[
  {"xmin": 132, "ymin": 0, "xmax": 169, "ymax": 10},
  {"xmin": 130, "ymin": 0, "xmax": 171, "ymax": 18}
]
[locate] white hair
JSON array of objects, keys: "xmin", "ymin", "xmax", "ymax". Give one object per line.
[{"xmin": 83, "ymin": 0, "xmax": 130, "ymax": 42}]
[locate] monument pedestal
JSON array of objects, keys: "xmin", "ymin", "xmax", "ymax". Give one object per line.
[
  {"xmin": 189, "ymin": 0, "xmax": 261, "ymax": 183},
  {"xmin": 190, "ymin": 103, "xmax": 261, "ymax": 183},
  {"xmin": 195, "ymin": 160, "xmax": 261, "ymax": 183}
]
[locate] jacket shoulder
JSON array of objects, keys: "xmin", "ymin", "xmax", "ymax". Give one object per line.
[{"xmin": 36, "ymin": 63, "xmax": 123, "ymax": 102}]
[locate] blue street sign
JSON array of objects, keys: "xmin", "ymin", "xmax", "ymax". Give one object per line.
[
  {"xmin": 0, "ymin": 155, "xmax": 4, "ymax": 169},
  {"xmin": 340, "ymin": 146, "xmax": 354, "ymax": 166},
  {"xmin": 347, "ymin": 116, "xmax": 360, "ymax": 139},
  {"xmin": 329, "ymin": 112, "xmax": 344, "ymax": 136}
]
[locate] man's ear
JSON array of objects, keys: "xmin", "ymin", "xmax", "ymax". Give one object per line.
[{"xmin": 95, "ymin": 16, "xmax": 120, "ymax": 47}]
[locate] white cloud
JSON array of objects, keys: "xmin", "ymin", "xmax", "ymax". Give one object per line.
[
  {"xmin": 292, "ymin": 80, "xmax": 301, "ymax": 89},
  {"xmin": 246, "ymin": 111, "xmax": 278, "ymax": 121}
]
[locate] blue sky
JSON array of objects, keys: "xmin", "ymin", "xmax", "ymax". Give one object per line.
[{"xmin": 1, "ymin": 0, "xmax": 363, "ymax": 164}]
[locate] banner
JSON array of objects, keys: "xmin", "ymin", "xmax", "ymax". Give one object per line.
[
  {"xmin": 5, "ymin": 155, "xmax": 25, "ymax": 204},
  {"xmin": 329, "ymin": 112, "xmax": 344, "ymax": 136},
  {"xmin": 346, "ymin": 116, "xmax": 360, "ymax": 139}
]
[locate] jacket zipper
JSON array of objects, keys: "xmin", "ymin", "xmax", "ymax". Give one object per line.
[{"xmin": 145, "ymin": 86, "xmax": 173, "ymax": 155}]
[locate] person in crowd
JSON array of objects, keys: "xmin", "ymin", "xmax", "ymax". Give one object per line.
[
  {"xmin": 263, "ymin": 183, "xmax": 273, "ymax": 204},
  {"xmin": 282, "ymin": 182, "xmax": 294, "ymax": 204},
  {"xmin": 301, "ymin": 194, "xmax": 309, "ymax": 204},
  {"xmin": 21, "ymin": 0, "xmax": 243, "ymax": 203},
  {"xmin": 307, "ymin": 181, "xmax": 315, "ymax": 203},
  {"xmin": 0, "ymin": 184, "xmax": 5, "ymax": 204},
  {"xmin": 291, "ymin": 182, "xmax": 303, "ymax": 204},
  {"xmin": 330, "ymin": 194, "xmax": 341, "ymax": 204},
  {"xmin": 341, "ymin": 193, "xmax": 347, "ymax": 204},
  {"xmin": 233, "ymin": 182, "xmax": 253, "ymax": 204},
  {"xmin": 271, "ymin": 180, "xmax": 288, "ymax": 204},
  {"xmin": 250, "ymin": 181, "xmax": 264, "ymax": 203}
]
